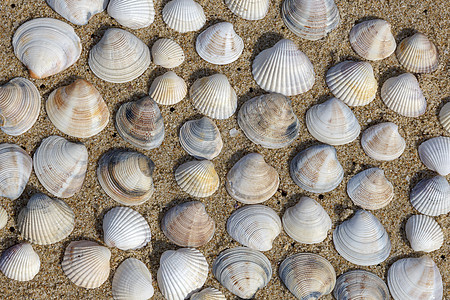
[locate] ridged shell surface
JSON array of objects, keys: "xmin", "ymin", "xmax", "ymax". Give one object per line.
[
  {"xmin": 0, "ymin": 243, "xmax": 40, "ymax": 281},
  {"xmin": 46, "ymin": 0, "xmax": 108, "ymax": 25},
  {"xmin": 0, "ymin": 143, "xmax": 32, "ymax": 200},
  {"xmin": 439, "ymin": 102, "xmax": 450, "ymax": 132},
  {"xmin": 174, "ymin": 160, "xmax": 219, "ymax": 197},
  {"xmin": 418, "ymin": 136, "xmax": 450, "ymax": 176},
  {"xmin": 0, "ymin": 207, "xmax": 7, "ymax": 230},
  {"xmin": 112, "ymin": 258, "xmax": 154, "ymax": 300},
  {"xmin": 152, "ymin": 39, "xmax": 185, "ymax": 68},
  {"xmin": 225, "ymin": 0, "xmax": 270, "ymax": 20},
  {"xmin": 107, "ymin": 0, "xmax": 155, "ymax": 29},
  {"xmin": 405, "ymin": 215, "xmax": 443, "ymax": 252},
  {"xmin": 190, "ymin": 288, "xmax": 226, "ymax": 300},
  {"xmin": 333, "ymin": 269, "xmax": 390, "ymax": 300},
  {"xmin": 361, "ymin": 122, "xmax": 406, "ymax": 161},
  {"xmin": 410, "ymin": 175, "xmax": 449, "ymax": 216},
  {"xmin": 149, "ymin": 71, "xmax": 187, "ymax": 106},
  {"xmin": 162, "ymin": 0, "xmax": 206, "ymax": 33},
  {"xmin": 396, "ymin": 33, "xmax": 439, "ymax": 73}
]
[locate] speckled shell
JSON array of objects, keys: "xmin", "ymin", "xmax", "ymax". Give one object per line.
[
  {"xmin": 174, "ymin": 160, "xmax": 219, "ymax": 197},
  {"xmin": 190, "ymin": 288, "xmax": 226, "ymax": 300},
  {"xmin": 112, "ymin": 258, "xmax": 154, "ymax": 300},
  {"xmin": 162, "ymin": 0, "xmax": 206, "ymax": 33},
  {"xmin": 396, "ymin": 33, "xmax": 439, "ymax": 73},
  {"xmin": 0, "ymin": 243, "xmax": 40, "ymax": 282},
  {"xmin": 149, "ymin": 71, "xmax": 187, "ymax": 106},
  {"xmin": 225, "ymin": 0, "xmax": 270, "ymax": 20},
  {"xmin": 439, "ymin": 102, "xmax": 450, "ymax": 132},
  {"xmin": 0, "ymin": 207, "xmax": 7, "ymax": 230},
  {"xmin": 361, "ymin": 122, "xmax": 406, "ymax": 161},
  {"xmin": 418, "ymin": 136, "xmax": 450, "ymax": 176},
  {"xmin": 0, "ymin": 143, "xmax": 32, "ymax": 200},
  {"xmin": 151, "ymin": 38, "xmax": 185, "ymax": 68},
  {"xmin": 107, "ymin": 0, "xmax": 155, "ymax": 29},
  {"xmin": 410, "ymin": 175, "xmax": 449, "ymax": 216},
  {"xmin": 405, "ymin": 215, "xmax": 443, "ymax": 253},
  {"xmin": 46, "ymin": 0, "xmax": 108, "ymax": 25},
  {"xmin": 333, "ymin": 270, "xmax": 390, "ymax": 300},
  {"xmin": 12, "ymin": 18, "xmax": 81, "ymax": 79}
]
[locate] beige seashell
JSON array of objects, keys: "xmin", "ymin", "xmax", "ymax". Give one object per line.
[
  {"xmin": 0, "ymin": 207, "xmax": 7, "ymax": 230},
  {"xmin": 439, "ymin": 102, "xmax": 450, "ymax": 132},
  {"xmin": 107, "ymin": 0, "xmax": 155, "ymax": 29},
  {"xmin": 396, "ymin": 32, "xmax": 439, "ymax": 73},
  {"xmin": 149, "ymin": 71, "xmax": 187, "ymax": 106},
  {"xmin": 405, "ymin": 215, "xmax": 443, "ymax": 252},
  {"xmin": 410, "ymin": 175, "xmax": 449, "ymax": 217},
  {"xmin": 0, "ymin": 143, "xmax": 32, "ymax": 200},
  {"xmin": 418, "ymin": 136, "xmax": 450, "ymax": 176},
  {"xmin": 361, "ymin": 122, "xmax": 406, "ymax": 161},
  {"xmin": 46, "ymin": 79, "xmax": 109, "ymax": 138},
  {"xmin": 190, "ymin": 288, "xmax": 225, "ymax": 300},
  {"xmin": 112, "ymin": 258, "xmax": 154, "ymax": 300},
  {"xmin": 0, "ymin": 243, "xmax": 40, "ymax": 282},
  {"xmin": 225, "ymin": 0, "xmax": 270, "ymax": 20},
  {"xmin": 46, "ymin": 0, "xmax": 108, "ymax": 25},
  {"xmin": 151, "ymin": 38, "xmax": 185, "ymax": 69},
  {"xmin": 162, "ymin": 0, "xmax": 206, "ymax": 33},
  {"xmin": 333, "ymin": 270, "xmax": 389, "ymax": 300},
  {"xmin": 174, "ymin": 160, "xmax": 219, "ymax": 197}
]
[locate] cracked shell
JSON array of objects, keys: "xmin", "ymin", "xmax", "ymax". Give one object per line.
[
  {"xmin": 107, "ymin": 0, "xmax": 155, "ymax": 29},
  {"xmin": 333, "ymin": 270, "xmax": 389, "ymax": 300},
  {"xmin": 418, "ymin": 136, "xmax": 450, "ymax": 176},
  {"xmin": 162, "ymin": 0, "xmax": 206, "ymax": 33},
  {"xmin": 410, "ymin": 175, "xmax": 449, "ymax": 216},
  {"xmin": 406, "ymin": 215, "xmax": 443, "ymax": 252},
  {"xmin": 46, "ymin": 0, "xmax": 108, "ymax": 25},
  {"xmin": 0, "ymin": 143, "xmax": 32, "ymax": 200},
  {"xmin": 149, "ymin": 71, "xmax": 187, "ymax": 106},
  {"xmin": 361, "ymin": 122, "xmax": 406, "ymax": 161},
  {"xmin": 174, "ymin": 160, "xmax": 219, "ymax": 197},
  {"xmin": 0, "ymin": 243, "xmax": 40, "ymax": 282},
  {"xmin": 396, "ymin": 32, "xmax": 439, "ymax": 73},
  {"xmin": 112, "ymin": 258, "xmax": 154, "ymax": 300}
]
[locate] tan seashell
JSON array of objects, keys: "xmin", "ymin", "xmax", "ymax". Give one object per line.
[
  {"xmin": 162, "ymin": 0, "xmax": 206, "ymax": 33},
  {"xmin": 334, "ymin": 270, "xmax": 389, "ymax": 300},
  {"xmin": 190, "ymin": 287, "xmax": 226, "ymax": 300},
  {"xmin": 439, "ymin": 102, "xmax": 450, "ymax": 133},
  {"xmin": 0, "ymin": 143, "xmax": 32, "ymax": 200},
  {"xmin": 396, "ymin": 32, "xmax": 439, "ymax": 73},
  {"xmin": 149, "ymin": 71, "xmax": 187, "ymax": 106},
  {"xmin": 0, "ymin": 243, "xmax": 40, "ymax": 282},
  {"xmin": 418, "ymin": 136, "xmax": 450, "ymax": 176},
  {"xmin": 46, "ymin": 0, "xmax": 108, "ymax": 25},
  {"xmin": 107, "ymin": 0, "xmax": 155, "ymax": 29},
  {"xmin": 151, "ymin": 38, "xmax": 185, "ymax": 69},
  {"xmin": 174, "ymin": 160, "xmax": 219, "ymax": 197},
  {"xmin": 0, "ymin": 207, "xmax": 7, "ymax": 230},
  {"xmin": 225, "ymin": 0, "xmax": 270, "ymax": 20},
  {"xmin": 410, "ymin": 175, "xmax": 449, "ymax": 217},
  {"xmin": 112, "ymin": 258, "xmax": 154, "ymax": 300},
  {"xmin": 405, "ymin": 215, "xmax": 443, "ymax": 252},
  {"xmin": 361, "ymin": 122, "xmax": 406, "ymax": 161}
]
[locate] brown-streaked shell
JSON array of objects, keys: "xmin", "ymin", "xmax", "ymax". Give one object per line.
[
  {"xmin": 107, "ymin": 0, "xmax": 155, "ymax": 29},
  {"xmin": 396, "ymin": 32, "xmax": 439, "ymax": 73},
  {"xmin": 410, "ymin": 175, "xmax": 449, "ymax": 216},
  {"xmin": 151, "ymin": 38, "xmax": 185, "ymax": 68},
  {"xmin": 405, "ymin": 215, "xmax": 444, "ymax": 252},
  {"xmin": 418, "ymin": 136, "xmax": 450, "ymax": 176},
  {"xmin": 361, "ymin": 122, "xmax": 406, "ymax": 161},
  {"xmin": 0, "ymin": 242, "xmax": 40, "ymax": 282},
  {"xmin": 174, "ymin": 160, "xmax": 219, "ymax": 197},
  {"xmin": 0, "ymin": 143, "xmax": 32, "ymax": 200},
  {"xmin": 162, "ymin": 0, "xmax": 206, "ymax": 33},
  {"xmin": 112, "ymin": 258, "xmax": 154, "ymax": 300},
  {"xmin": 149, "ymin": 71, "xmax": 187, "ymax": 106},
  {"xmin": 46, "ymin": 0, "xmax": 108, "ymax": 25},
  {"xmin": 333, "ymin": 269, "xmax": 390, "ymax": 300}
]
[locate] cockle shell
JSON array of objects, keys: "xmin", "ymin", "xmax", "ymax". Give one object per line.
[
  {"xmin": 190, "ymin": 288, "xmax": 226, "ymax": 300},
  {"xmin": 225, "ymin": 0, "xmax": 270, "ymax": 20},
  {"xmin": 410, "ymin": 175, "xmax": 449, "ymax": 216},
  {"xmin": 0, "ymin": 243, "xmax": 40, "ymax": 282},
  {"xmin": 405, "ymin": 215, "xmax": 443, "ymax": 252},
  {"xmin": 0, "ymin": 207, "xmax": 7, "ymax": 230},
  {"xmin": 61, "ymin": 240, "xmax": 111, "ymax": 289},
  {"xmin": 18, "ymin": 193, "xmax": 75, "ymax": 245},
  {"xmin": 418, "ymin": 136, "xmax": 450, "ymax": 176},
  {"xmin": 0, "ymin": 143, "xmax": 32, "ymax": 200},
  {"xmin": 112, "ymin": 258, "xmax": 154, "ymax": 300},
  {"xmin": 157, "ymin": 248, "xmax": 208, "ymax": 300},
  {"xmin": 107, "ymin": 0, "xmax": 155, "ymax": 29},
  {"xmin": 396, "ymin": 32, "xmax": 439, "ymax": 73},
  {"xmin": 212, "ymin": 247, "xmax": 272, "ymax": 299},
  {"xmin": 33, "ymin": 136, "xmax": 88, "ymax": 198},
  {"xmin": 46, "ymin": 0, "xmax": 108, "ymax": 25},
  {"xmin": 439, "ymin": 102, "xmax": 450, "ymax": 132},
  {"xmin": 279, "ymin": 253, "xmax": 336, "ymax": 299},
  {"xmin": 46, "ymin": 79, "xmax": 109, "ymax": 138},
  {"xmin": 174, "ymin": 160, "xmax": 219, "ymax": 197},
  {"xmin": 333, "ymin": 269, "xmax": 389, "ymax": 300},
  {"xmin": 12, "ymin": 18, "xmax": 81, "ymax": 79},
  {"xmin": 252, "ymin": 39, "xmax": 315, "ymax": 96},
  {"xmin": 225, "ymin": 153, "xmax": 279, "ymax": 204},
  {"xmin": 361, "ymin": 122, "xmax": 406, "ymax": 161},
  {"xmin": 151, "ymin": 38, "xmax": 185, "ymax": 69},
  {"xmin": 88, "ymin": 28, "xmax": 151, "ymax": 83},
  {"xmin": 0, "ymin": 77, "xmax": 40, "ymax": 136},
  {"xmin": 149, "ymin": 71, "xmax": 187, "ymax": 106},
  {"xmin": 162, "ymin": 0, "xmax": 206, "ymax": 33}
]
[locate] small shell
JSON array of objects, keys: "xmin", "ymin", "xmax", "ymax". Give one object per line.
[
  {"xmin": 439, "ymin": 102, "xmax": 450, "ymax": 132},
  {"xmin": 61, "ymin": 240, "xmax": 111, "ymax": 289},
  {"xmin": 174, "ymin": 160, "xmax": 219, "ymax": 197},
  {"xmin": 46, "ymin": 0, "xmax": 107, "ymax": 25},
  {"xmin": 405, "ymin": 215, "xmax": 443, "ymax": 252},
  {"xmin": 361, "ymin": 122, "xmax": 406, "ymax": 161},
  {"xmin": 333, "ymin": 270, "xmax": 389, "ymax": 300},
  {"xmin": 149, "ymin": 71, "xmax": 187, "ymax": 106},
  {"xmin": 162, "ymin": 0, "xmax": 206, "ymax": 33},
  {"xmin": 0, "ymin": 207, "xmax": 7, "ymax": 230},
  {"xmin": 410, "ymin": 175, "xmax": 449, "ymax": 216},
  {"xmin": 225, "ymin": 0, "xmax": 270, "ymax": 20},
  {"xmin": 0, "ymin": 243, "xmax": 40, "ymax": 282},
  {"xmin": 190, "ymin": 288, "xmax": 226, "ymax": 300},
  {"xmin": 396, "ymin": 32, "xmax": 439, "ymax": 73},
  {"xmin": 112, "ymin": 258, "xmax": 154, "ymax": 300},
  {"xmin": 151, "ymin": 38, "xmax": 185, "ymax": 68},
  {"xmin": 225, "ymin": 153, "xmax": 279, "ymax": 204},
  {"xmin": 252, "ymin": 39, "xmax": 315, "ymax": 96},
  {"xmin": 212, "ymin": 247, "xmax": 272, "ymax": 299},
  {"xmin": 33, "ymin": 136, "xmax": 88, "ymax": 198},
  {"xmin": 107, "ymin": 0, "xmax": 155, "ymax": 29},
  {"xmin": 418, "ymin": 136, "xmax": 450, "ymax": 176},
  {"xmin": 0, "ymin": 143, "xmax": 32, "ymax": 200}
]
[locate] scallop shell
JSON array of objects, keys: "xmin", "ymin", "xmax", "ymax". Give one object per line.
[
  {"xmin": 174, "ymin": 160, "xmax": 219, "ymax": 197},
  {"xmin": 190, "ymin": 288, "xmax": 226, "ymax": 300},
  {"xmin": 405, "ymin": 215, "xmax": 443, "ymax": 252},
  {"xmin": 361, "ymin": 122, "xmax": 406, "ymax": 161},
  {"xmin": 0, "ymin": 243, "xmax": 40, "ymax": 282},
  {"xmin": 410, "ymin": 175, "xmax": 449, "ymax": 216},
  {"xmin": 107, "ymin": 0, "xmax": 155, "ymax": 29},
  {"xmin": 151, "ymin": 38, "xmax": 185, "ymax": 68},
  {"xmin": 290, "ymin": 144, "xmax": 344, "ymax": 193},
  {"xmin": 103, "ymin": 207, "xmax": 151, "ymax": 250},
  {"xmin": 162, "ymin": 0, "xmax": 206, "ymax": 33},
  {"xmin": 439, "ymin": 102, "xmax": 450, "ymax": 132},
  {"xmin": 61, "ymin": 240, "xmax": 111, "ymax": 289},
  {"xmin": 0, "ymin": 207, "xmax": 7, "ymax": 230},
  {"xmin": 279, "ymin": 253, "xmax": 336, "ymax": 299},
  {"xmin": 212, "ymin": 247, "xmax": 272, "ymax": 299},
  {"xmin": 196, "ymin": 22, "xmax": 244, "ymax": 65},
  {"xmin": 33, "ymin": 136, "xmax": 88, "ymax": 198},
  {"xmin": 282, "ymin": 196, "xmax": 332, "ymax": 244},
  {"xmin": 333, "ymin": 210, "xmax": 391, "ymax": 266},
  {"xmin": 225, "ymin": 0, "xmax": 270, "ymax": 20},
  {"xmin": 157, "ymin": 248, "xmax": 208, "ymax": 300},
  {"xmin": 88, "ymin": 28, "xmax": 151, "ymax": 83},
  {"xmin": 396, "ymin": 32, "xmax": 439, "ymax": 73},
  {"xmin": 225, "ymin": 153, "xmax": 279, "ymax": 204},
  {"xmin": 333, "ymin": 269, "xmax": 390, "ymax": 300},
  {"xmin": 46, "ymin": 79, "xmax": 109, "ymax": 138},
  {"xmin": 112, "ymin": 258, "xmax": 154, "ymax": 300},
  {"xmin": 18, "ymin": 193, "xmax": 75, "ymax": 245},
  {"xmin": 149, "ymin": 71, "xmax": 187, "ymax": 106},
  {"xmin": 252, "ymin": 39, "xmax": 315, "ymax": 96},
  {"xmin": 0, "ymin": 77, "xmax": 40, "ymax": 136},
  {"xmin": 418, "ymin": 136, "xmax": 450, "ymax": 176},
  {"xmin": 46, "ymin": 0, "xmax": 108, "ymax": 25},
  {"xmin": 12, "ymin": 18, "xmax": 81, "ymax": 79},
  {"xmin": 0, "ymin": 143, "xmax": 32, "ymax": 200}
]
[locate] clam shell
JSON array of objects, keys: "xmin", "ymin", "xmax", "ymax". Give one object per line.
[
  {"xmin": 405, "ymin": 215, "xmax": 443, "ymax": 252},
  {"xmin": 174, "ymin": 160, "xmax": 219, "ymax": 197},
  {"xmin": 418, "ymin": 136, "xmax": 450, "ymax": 176},
  {"xmin": 112, "ymin": 258, "xmax": 154, "ymax": 300},
  {"xmin": 361, "ymin": 122, "xmax": 406, "ymax": 161},
  {"xmin": 0, "ymin": 143, "xmax": 32, "ymax": 200},
  {"xmin": 151, "ymin": 38, "xmax": 185, "ymax": 68},
  {"xmin": 107, "ymin": 0, "xmax": 155, "ymax": 29},
  {"xmin": 46, "ymin": 79, "xmax": 109, "ymax": 138},
  {"xmin": 33, "ymin": 136, "xmax": 88, "ymax": 198},
  {"xmin": 12, "ymin": 18, "xmax": 81, "ymax": 79},
  {"xmin": 212, "ymin": 247, "xmax": 272, "ymax": 299},
  {"xmin": 18, "ymin": 193, "xmax": 75, "ymax": 245},
  {"xmin": 0, "ymin": 207, "xmax": 7, "ymax": 230},
  {"xmin": 333, "ymin": 269, "xmax": 390, "ymax": 300},
  {"xmin": 46, "ymin": 0, "xmax": 107, "ymax": 25},
  {"xmin": 162, "ymin": 0, "xmax": 206, "ymax": 33},
  {"xmin": 410, "ymin": 175, "xmax": 449, "ymax": 216},
  {"xmin": 439, "ymin": 102, "xmax": 450, "ymax": 132},
  {"xmin": 0, "ymin": 243, "xmax": 40, "ymax": 282},
  {"xmin": 88, "ymin": 28, "xmax": 151, "ymax": 83},
  {"xmin": 149, "ymin": 71, "xmax": 187, "ymax": 106},
  {"xmin": 252, "ymin": 39, "xmax": 315, "ymax": 96},
  {"xmin": 190, "ymin": 288, "xmax": 226, "ymax": 300},
  {"xmin": 396, "ymin": 32, "xmax": 439, "ymax": 73},
  {"xmin": 225, "ymin": 0, "xmax": 270, "ymax": 20}
]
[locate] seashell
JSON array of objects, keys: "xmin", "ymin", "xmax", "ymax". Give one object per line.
[
  {"xmin": 0, "ymin": 243, "xmax": 40, "ymax": 282},
  {"xmin": 61, "ymin": 240, "xmax": 111, "ymax": 289},
  {"xmin": 225, "ymin": 0, "xmax": 270, "ymax": 20},
  {"xmin": 282, "ymin": 196, "xmax": 332, "ymax": 244},
  {"xmin": 418, "ymin": 136, "xmax": 450, "ymax": 176},
  {"xmin": 103, "ymin": 207, "xmax": 151, "ymax": 250},
  {"xmin": 196, "ymin": 22, "xmax": 244, "ymax": 65},
  {"xmin": 387, "ymin": 256, "xmax": 443, "ymax": 300},
  {"xmin": 112, "ymin": 258, "xmax": 154, "ymax": 300},
  {"xmin": 381, "ymin": 73, "xmax": 426, "ymax": 117},
  {"xmin": 18, "ymin": 193, "xmax": 75, "ymax": 245},
  {"xmin": 190, "ymin": 74, "xmax": 237, "ymax": 119},
  {"xmin": 212, "ymin": 247, "xmax": 272, "ymax": 299},
  {"xmin": 157, "ymin": 248, "xmax": 208, "ymax": 300},
  {"xmin": 162, "ymin": 0, "xmax": 206, "ymax": 33},
  {"xmin": 174, "ymin": 160, "xmax": 219, "ymax": 197},
  {"xmin": 33, "ymin": 136, "xmax": 88, "ymax": 198},
  {"xmin": 12, "ymin": 18, "xmax": 81, "ymax": 79},
  {"xmin": 151, "ymin": 38, "xmax": 185, "ymax": 69},
  {"xmin": 161, "ymin": 201, "xmax": 215, "ymax": 247},
  {"xmin": 46, "ymin": 0, "xmax": 108, "ymax": 25},
  {"xmin": 349, "ymin": 19, "xmax": 396, "ymax": 61},
  {"xmin": 410, "ymin": 175, "xmax": 449, "ymax": 216},
  {"xmin": 238, "ymin": 93, "xmax": 300, "ymax": 148},
  {"xmin": 179, "ymin": 117, "xmax": 223, "ymax": 160},
  {"xmin": 149, "ymin": 71, "xmax": 187, "ymax": 106},
  {"xmin": 439, "ymin": 102, "xmax": 450, "ymax": 132},
  {"xmin": 405, "ymin": 215, "xmax": 443, "ymax": 252},
  {"xmin": 281, "ymin": 0, "xmax": 340, "ymax": 41},
  {"xmin": 305, "ymin": 97, "xmax": 361, "ymax": 145},
  {"xmin": 0, "ymin": 143, "xmax": 32, "ymax": 200},
  {"xmin": 97, "ymin": 149, "xmax": 155, "ymax": 206},
  {"xmin": 346, "ymin": 167, "xmax": 394, "ymax": 210},
  {"xmin": 190, "ymin": 288, "xmax": 225, "ymax": 300},
  {"xmin": 333, "ymin": 210, "xmax": 391, "ymax": 266},
  {"xmin": 325, "ymin": 61, "xmax": 377, "ymax": 106},
  {"xmin": 107, "ymin": 0, "xmax": 155, "ymax": 29},
  {"xmin": 0, "ymin": 77, "xmax": 40, "ymax": 136},
  {"xmin": 252, "ymin": 39, "xmax": 315, "ymax": 96},
  {"xmin": 115, "ymin": 96, "xmax": 165, "ymax": 150},
  {"xmin": 0, "ymin": 207, "xmax": 7, "ymax": 230},
  {"xmin": 279, "ymin": 253, "xmax": 336, "ymax": 299},
  {"xmin": 290, "ymin": 144, "xmax": 344, "ymax": 193},
  {"xmin": 46, "ymin": 79, "xmax": 109, "ymax": 138},
  {"xmin": 225, "ymin": 153, "xmax": 279, "ymax": 204},
  {"xmin": 333, "ymin": 269, "xmax": 389, "ymax": 300},
  {"xmin": 361, "ymin": 122, "xmax": 406, "ymax": 161},
  {"xmin": 88, "ymin": 28, "xmax": 151, "ymax": 83},
  {"xmin": 396, "ymin": 32, "xmax": 439, "ymax": 73}
]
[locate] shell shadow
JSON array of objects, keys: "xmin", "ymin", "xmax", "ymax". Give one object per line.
[
  {"xmin": 188, "ymin": 68, "xmax": 217, "ymax": 86},
  {"xmin": 177, "ymin": 113, "xmax": 206, "ymax": 133},
  {"xmin": 436, "ymin": 97, "xmax": 449, "ymax": 120},
  {"xmin": 236, "ymin": 87, "xmax": 265, "ymax": 111},
  {"xmin": 157, "ymin": 197, "xmax": 192, "ymax": 226},
  {"xmin": 354, "ymin": 16, "xmax": 384, "ymax": 25},
  {"xmin": 377, "ymin": 67, "xmax": 404, "ymax": 95},
  {"xmin": 395, "ymin": 28, "xmax": 417, "ymax": 43},
  {"xmin": 408, "ymin": 169, "xmax": 436, "ymax": 195},
  {"xmin": 11, "ymin": 185, "xmax": 42, "ymax": 227},
  {"xmin": 399, "ymin": 213, "xmax": 414, "ymax": 246},
  {"xmin": 172, "ymin": 154, "xmax": 194, "ymax": 173},
  {"xmin": 287, "ymin": 139, "xmax": 320, "ymax": 166},
  {"xmin": 112, "ymin": 90, "xmax": 149, "ymax": 116},
  {"xmin": 40, "ymin": 75, "xmax": 84, "ymax": 100},
  {"xmin": 250, "ymin": 32, "xmax": 284, "ymax": 63},
  {"xmin": 225, "ymin": 149, "xmax": 251, "ymax": 171},
  {"xmin": 89, "ymin": 25, "xmax": 113, "ymax": 49},
  {"xmin": 148, "ymin": 67, "xmax": 168, "ymax": 85}
]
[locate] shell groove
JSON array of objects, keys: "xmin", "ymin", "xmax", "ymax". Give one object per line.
[
  {"xmin": 107, "ymin": 0, "xmax": 155, "ymax": 29},
  {"xmin": 151, "ymin": 39, "xmax": 185, "ymax": 69},
  {"xmin": 333, "ymin": 269, "xmax": 389, "ymax": 300},
  {"xmin": 0, "ymin": 143, "xmax": 32, "ymax": 200},
  {"xmin": 112, "ymin": 258, "xmax": 154, "ymax": 300},
  {"xmin": 190, "ymin": 288, "xmax": 226, "ymax": 300},
  {"xmin": 225, "ymin": 0, "xmax": 270, "ymax": 20},
  {"xmin": 0, "ymin": 207, "xmax": 7, "ymax": 230},
  {"xmin": 174, "ymin": 160, "xmax": 219, "ymax": 197},
  {"xmin": 361, "ymin": 122, "xmax": 406, "ymax": 161},
  {"xmin": 46, "ymin": 0, "xmax": 108, "ymax": 25},
  {"xmin": 405, "ymin": 215, "xmax": 443, "ymax": 252},
  {"xmin": 410, "ymin": 175, "xmax": 449, "ymax": 216},
  {"xmin": 418, "ymin": 136, "xmax": 450, "ymax": 176},
  {"xmin": 396, "ymin": 32, "xmax": 439, "ymax": 73},
  {"xmin": 0, "ymin": 243, "xmax": 40, "ymax": 282},
  {"xmin": 162, "ymin": 0, "xmax": 206, "ymax": 33},
  {"xmin": 149, "ymin": 71, "xmax": 187, "ymax": 106},
  {"xmin": 439, "ymin": 102, "xmax": 450, "ymax": 132}
]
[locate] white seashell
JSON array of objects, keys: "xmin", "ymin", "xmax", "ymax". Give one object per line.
[
  {"xmin": 103, "ymin": 207, "xmax": 151, "ymax": 250},
  {"xmin": 196, "ymin": 22, "xmax": 244, "ymax": 65},
  {"xmin": 157, "ymin": 248, "xmax": 208, "ymax": 300},
  {"xmin": 190, "ymin": 288, "xmax": 226, "ymax": 300},
  {"xmin": 381, "ymin": 73, "xmax": 426, "ymax": 117},
  {"xmin": 410, "ymin": 175, "xmax": 449, "ymax": 216},
  {"xmin": 252, "ymin": 39, "xmax": 315, "ymax": 96},
  {"xmin": 107, "ymin": 0, "xmax": 155, "ymax": 29},
  {"xmin": 149, "ymin": 71, "xmax": 187, "ymax": 106},
  {"xmin": 12, "ymin": 18, "xmax": 81, "ymax": 79},
  {"xmin": 282, "ymin": 196, "xmax": 332, "ymax": 244},
  {"xmin": 225, "ymin": 0, "xmax": 270, "ymax": 20},
  {"xmin": 361, "ymin": 122, "xmax": 406, "ymax": 161},
  {"xmin": 439, "ymin": 102, "xmax": 450, "ymax": 132},
  {"xmin": 405, "ymin": 215, "xmax": 443, "ymax": 252},
  {"xmin": 162, "ymin": 0, "xmax": 206, "ymax": 33},
  {"xmin": 333, "ymin": 269, "xmax": 389, "ymax": 300},
  {"xmin": 396, "ymin": 32, "xmax": 439, "ymax": 73},
  {"xmin": 0, "ymin": 243, "xmax": 40, "ymax": 281},
  {"xmin": 46, "ymin": 0, "xmax": 108, "ymax": 25},
  {"xmin": 418, "ymin": 136, "xmax": 450, "ymax": 176},
  {"xmin": 112, "ymin": 258, "xmax": 154, "ymax": 300},
  {"xmin": 0, "ymin": 143, "xmax": 32, "ymax": 200},
  {"xmin": 18, "ymin": 193, "xmax": 75, "ymax": 245},
  {"xmin": 0, "ymin": 207, "xmax": 7, "ymax": 230},
  {"xmin": 174, "ymin": 160, "xmax": 219, "ymax": 197},
  {"xmin": 151, "ymin": 38, "xmax": 185, "ymax": 69},
  {"xmin": 61, "ymin": 240, "xmax": 111, "ymax": 289}
]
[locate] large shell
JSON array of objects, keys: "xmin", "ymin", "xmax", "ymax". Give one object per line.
[
  {"xmin": 162, "ymin": 0, "xmax": 206, "ymax": 33},
  {"xmin": 252, "ymin": 39, "xmax": 315, "ymax": 96},
  {"xmin": 18, "ymin": 193, "xmax": 75, "ymax": 245},
  {"xmin": 361, "ymin": 122, "xmax": 406, "ymax": 161},
  {"xmin": 107, "ymin": 0, "xmax": 155, "ymax": 29},
  {"xmin": 190, "ymin": 288, "xmax": 226, "ymax": 300},
  {"xmin": 0, "ymin": 243, "xmax": 40, "ymax": 282},
  {"xmin": 0, "ymin": 143, "xmax": 32, "ymax": 200},
  {"xmin": 439, "ymin": 102, "xmax": 450, "ymax": 132},
  {"xmin": 405, "ymin": 215, "xmax": 443, "ymax": 252},
  {"xmin": 151, "ymin": 38, "xmax": 185, "ymax": 69},
  {"xmin": 174, "ymin": 160, "xmax": 219, "ymax": 197},
  {"xmin": 410, "ymin": 175, "xmax": 449, "ymax": 216},
  {"xmin": 149, "ymin": 71, "xmax": 187, "ymax": 106},
  {"xmin": 333, "ymin": 269, "xmax": 390, "ymax": 300},
  {"xmin": 396, "ymin": 32, "xmax": 439, "ymax": 73},
  {"xmin": 46, "ymin": 79, "xmax": 109, "ymax": 138},
  {"xmin": 46, "ymin": 0, "xmax": 108, "ymax": 25},
  {"xmin": 212, "ymin": 247, "xmax": 272, "ymax": 299},
  {"xmin": 418, "ymin": 136, "xmax": 450, "ymax": 176},
  {"xmin": 88, "ymin": 28, "xmax": 151, "ymax": 83},
  {"xmin": 0, "ymin": 207, "xmax": 7, "ymax": 230},
  {"xmin": 12, "ymin": 18, "xmax": 81, "ymax": 79},
  {"xmin": 112, "ymin": 258, "xmax": 154, "ymax": 300},
  {"xmin": 225, "ymin": 0, "xmax": 270, "ymax": 20}
]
